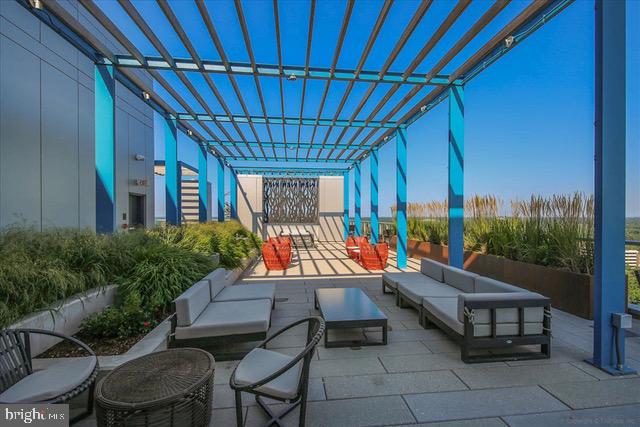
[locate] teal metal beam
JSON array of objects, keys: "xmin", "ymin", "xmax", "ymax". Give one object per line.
[
  {"xmin": 165, "ymin": 117, "xmax": 180, "ymax": 225},
  {"xmin": 396, "ymin": 128, "xmax": 407, "ymax": 269},
  {"xmin": 182, "ymin": 113, "xmax": 399, "ymax": 129},
  {"xmin": 95, "ymin": 63, "xmax": 115, "ymax": 233},
  {"xmin": 354, "ymin": 161, "xmax": 362, "ymax": 236},
  {"xmin": 198, "ymin": 143, "xmax": 208, "ymax": 222},
  {"xmin": 216, "ymin": 156, "xmax": 225, "ymax": 221},
  {"xmin": 229, "ymin": 167, "xmax": 238, "ymax": 219},
  {"xmin": 370, "ymin": 147, "xmax": 379, "ymax": 244},
  {"xmin": 212, "ymin": 141, "xmax": 364, "ymax": 151},
  {"xmin": 448, "ymin": 85, "xmax": 464, "ymax": 268},
  {"xmin": 343, "ymin": 171, "xmax": 350, "ymax": 241},
  {"xmin": 234, "ymin": 166, "xmax": 349, "ymax": 177},
  {"xmin": 114, "ymin": 54, "xmax": 452, "ymax": 86},
  {"xmin": 590, "ymin": 0, "xmax": 634, "ymax": 375}
]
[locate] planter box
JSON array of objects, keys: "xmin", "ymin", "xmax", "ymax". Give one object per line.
[
  {"xmin": 390, "ymin": 237, "xmax": 594, "ymax": 320},
  {"xmin": 10, "ymin": 285, "xmax": 118, "ymax": 356}
]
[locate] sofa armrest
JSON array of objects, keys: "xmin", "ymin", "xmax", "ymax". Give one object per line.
[{"xmin": 457, "ymin": 292, "xmax": 550, "ymax": 323}]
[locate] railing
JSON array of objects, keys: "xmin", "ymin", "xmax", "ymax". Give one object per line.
[{"xmin": 348, "ymin": 219, "xmax": 395, "ymax": 243}]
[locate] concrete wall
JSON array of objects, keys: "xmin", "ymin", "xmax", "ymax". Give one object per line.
[
  {"xmin": 0, "ymin": 1, "xmax": 155, "ymax": 230},
  {"xmin": 237, "ymin": 175, "xmax": 344, "ymax": 242}
]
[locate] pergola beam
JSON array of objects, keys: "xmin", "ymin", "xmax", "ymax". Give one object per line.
[{"xmin": 180, "ymin": 113, "xmax": 399, "ymax": 129}]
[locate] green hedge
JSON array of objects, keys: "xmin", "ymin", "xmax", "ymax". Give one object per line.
[{"xmin": 0, "ymin": 221, "xmax": 261, "ymax": 329}]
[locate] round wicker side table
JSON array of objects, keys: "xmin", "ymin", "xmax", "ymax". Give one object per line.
[{"xmin": 96, "ymin": 348, "xmax": 215, "ymax": 427}]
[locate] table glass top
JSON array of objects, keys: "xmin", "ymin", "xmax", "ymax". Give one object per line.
[{"xmin": 315, "ymin": 288, "xmax": 387, "ymax": 322}]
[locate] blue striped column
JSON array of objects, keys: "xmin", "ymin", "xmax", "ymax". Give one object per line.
[
  {"xmin": 354, "ymin": 161, "xmax": 362, "ymax": 236},
  {"xmin": 370, "ymin": 147, "xmax": 379, "ymax": 243},
  {"xmin": 229, "ymin": 167, "xmax": 237, "ymax": 219},
  {"xmin": 448, "ymin": 85, "xmax": 464, "ymax": 269},
  {"xmin": 343, "ymin": 171, "xmax": 350, "ymax": 241},
  {"xmin": 198, "ymin": 143, "xmax": 208, "ymax": 222},
  {"xmin": 592, "ymin": 0, "xmax": 633, "ymax": 375},
  {"xmin": 164, "ymin": 117, "xmax": 180, "ymax": 225},
  {"xmin": 396, "ymin": 128, "xmax": 407, "ymax": 269},
  {"xmin": 216, "ymin": 156, "xmax": 225, "ymax": 221},
  {"xmin": 95, "ymin": 64, "xmax": 115, "ymax": 233}
]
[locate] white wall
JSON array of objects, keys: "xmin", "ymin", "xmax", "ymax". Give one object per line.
[
  {"xmin": 237, "ymin": 175, "xmax": 344, "ymax": 242},
  {"xmin": 0, "ymin": 1, "xmax": 155, "ymax": 230}
]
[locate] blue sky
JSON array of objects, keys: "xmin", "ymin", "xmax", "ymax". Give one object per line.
[{"xmin": 130, "ymin": 1, "xmax": 639, "ymax": 219}]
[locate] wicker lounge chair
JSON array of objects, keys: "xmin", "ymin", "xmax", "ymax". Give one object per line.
[{"xmin": 0, "ymin": 328, "xmax": 98, "ymax": 423}]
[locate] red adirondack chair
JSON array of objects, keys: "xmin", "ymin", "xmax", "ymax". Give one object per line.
[
  {"xmin": 345, "ymin": 236, "xmax": 368, "ymax": 260},
  {"xmin": 358, "ymin": 241, "xmax": 389, "ymax": 270},
  {"xmin": 262, "ymin": 242, "xmax": 292, "ymax": 270}
]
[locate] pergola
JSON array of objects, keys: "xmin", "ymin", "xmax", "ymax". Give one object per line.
[{"xmin": 22, "ymin": 0, "xmax": 631, "ymax": 374}]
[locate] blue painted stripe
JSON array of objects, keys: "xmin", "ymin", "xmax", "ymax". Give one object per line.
[
  {"xmin": 229, "ymin": 167, "xmax": 237, "ymax": 219},
  {"xmin": 95, "ymin": 64, "xmax": 115, "ymax": 233},
  {"xmin": 165, "ymin": 117, "xmax": 180, "ymax": 225},
  {"xmin": 354, "ymin": 161, "xmax": 362, "ymax": 236},
  {"xmin": 448, "ymin": 85, "xmax": 464, "ymax": 269},
  {"xmin": 216, "ymin": 156, "xmax": 225, "ymax": 221},
  {"xmin": 198, "ymin": 144, "xmax": 208, "ymax": 222},
  {"xmin": 343, "ymin": 171, "xmax": 350, "ymax": 241}
]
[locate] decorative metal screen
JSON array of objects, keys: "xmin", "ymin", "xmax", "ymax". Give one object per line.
[{"xmin": 263, "ymin": 178, "xmax": 319, "ymax": 224}]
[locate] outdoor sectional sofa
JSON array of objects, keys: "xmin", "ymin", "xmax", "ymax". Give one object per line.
[
  {"xmin": 383, "ymin": 258, "xmax": 551, "ymax": 363},
  {"xmin": 170, "ymin": 269, "xmax": 276, "ymax": 353}
]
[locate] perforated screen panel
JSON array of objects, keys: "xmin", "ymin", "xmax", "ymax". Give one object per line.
[{"xmin": 263, "ymin": 178, "xmax": 319, "ymax": 224}]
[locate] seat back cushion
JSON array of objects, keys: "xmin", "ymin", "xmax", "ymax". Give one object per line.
[
  {"xmin": 174, "ymin": 280, "xmax": 211, "ymax": 327},
  {"xmin": 457, "ymin": 292, "xmax": 545, "ymax": 324},
  {"xmin": 443, "ymin": 266, "xmax": 477, "ymax": 293},
  {"xmin": 474, "ymin": 276, "xmax": 523, "ymax": 293},
  {"xmin": 203, "ymin": 268, "xmax": 227, "ymax": 299},
  {"xmin": 420, "ymin": 258, "xmax": 445, "ymax": 282}
]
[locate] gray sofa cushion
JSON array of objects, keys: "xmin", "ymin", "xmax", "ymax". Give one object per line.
[
  {"xmin": 474, "ymin": 277, "xmax": 523, "ymax": 293},
  {"xmin": 398, "ymin": 279, "xmax": 462, "ymax": 305},
  {"xmin": 234, "ymin": 348, "xmax": 302, "ymax": 400},
  {"xmin": 457, "ymin": 292, "xmax": 546, "ymax": 324},
  {"xmin": 175, "ymin": 299, "xmax": 271, "ymax": 340},
  {"xmin": 422, "ymin": 296, "xmax": 543, "ymax": 337},
  {"xmin": 174, "ymin": 280, "xmax": 211, "ymax": 327},
  {"xmin": 0, "ymin": 357, "xmax": 96, "ymax": 403},
  {"xmin": 382, "ymin": 272, "xmax": 426, "ymax": 289},
  {"xmin": 214, "ymin": 283, "xmax": 276, "ymax": 303},
  {"xmin": 203, "ymin": 268, "xmax": 227, "ymax": 299},
  {"xmin": 443, "ymin": 266, "xmax": 478, "ymax": 293},
  {"xmin": 420, "ymin": 258, "xmax": 446, "ymax": 282}
]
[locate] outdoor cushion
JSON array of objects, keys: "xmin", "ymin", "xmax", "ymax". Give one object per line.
[
  {"xmin": 443, "ymin": 266, "xmax": 478, "ymax": 293},
  {"xmin": 422, "ymin": 297, "xmax": 543, "ymax": 337},
  {"xmin": 420, "ymin": 258, "xmax": 446, "ymax": 282},
  {"xmin": 474, "ymin": 277, "xmax": 523, "ymax": 294},
  {"xmin": 203, "ymin": 268, "xmax": 227, "ymax": 300},
  {"xmin": 398, "ymin": 279, "xmax": 462, "ymax": 305},
  {"xmin": 0, "ymin": 357, "xmax": 96, "ymax": 403},
  {"xmin": 174, "ymin": 280, "xmax": 211, "ymax": 327},
  {"xmin": 456, "ymin": 293, "xmax": 546, "ymax": 324},
  {"xmin": 382, "ymin": 272, "xmax": 427, "ymax": 289},
  {"xmin": 214, "ymin": 283, "xmax": 276, "ymax": 303},
  {"xmin": 174, "ymin": 299, "xmax": 271, "ymax": 340},
  {"xmin": 233, "ymin": 348, "xmax": 302, "ymax": 400}
]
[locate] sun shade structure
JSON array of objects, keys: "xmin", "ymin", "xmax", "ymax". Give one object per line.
[{"xmin": 21, "ymin": 0, "xmax": 633, "ymax": 377}]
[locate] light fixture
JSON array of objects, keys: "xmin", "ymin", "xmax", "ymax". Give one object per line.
[
  {"xmin": 32, "ymin": 0, "xmax": 42, "ymax": 10},
  {"xmin": 287, "ymin": 74, "xmax": 297, "ymax": 81},
  {"xmin": 420, "ymin": 105, "xmax": 427, "ymax": 113},
  {"xmin": 504, "ymin": 35, "xmax": 514, "ymax": 48},
  {"xmin": 187, "ymin": 129, "xmax": 193, "ymax": 136},
  {"xmin": 142, "ymin": 91, "xmax": 150, "ymax": 100}
]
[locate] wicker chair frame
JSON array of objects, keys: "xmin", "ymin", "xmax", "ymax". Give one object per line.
[
  {"xmin": 229, "ymin": 317, "xmax": 325, "ymax": 427},
  {"xmin": 0, "ymin": 328, "xmax": 98, "ymax": 424}
]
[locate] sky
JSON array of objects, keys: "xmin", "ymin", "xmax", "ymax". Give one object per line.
[{"xmin": 127, "ymin": 0, "xmax": 640, "ymax": 219}]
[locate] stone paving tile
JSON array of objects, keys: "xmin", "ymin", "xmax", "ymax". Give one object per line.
[
  {"xmin": 212, "ymin": 378, "xmax": 326, "ymax": 409},
  {"xmin": 386, "ymin": 418, "xmax": 507, "ymax": 427},
  {"xmin": 453, "ymin": 363, "xmax": 597, "ymax": 389},
  {"xmin": 542, "ymin": 378, "xmax": 640, "ymax": 409},
  {"xmin": 213, "ymin": 360, "xmax": 239, "ymax": 385},
  {"xmin": 209, "ymin": 407, "xmax": 247, "ymax": 426},
  {"xmin": 380, "ymin": 352, "xmax": 506, "ymax": 373},
  {"xmin": 403, "ymin": 386, "xmax": 568, "ymax": 423},
  {"xmin": 317, "ymin": 340, "xmax": 430, "ymax": 360},
  {"xmin": 323, "ymin": 370, "xmax": 467, "ymax": 399},
  {"xmin": 244, "ymin": 396, "xmax": 416, "ymax": 427},
  {"xmin": 385, "ymin": 329, "xmax": 448, "ymax": 342},
  {"xmin": 569, "ymin": 360, "xmax": 639, "ymax": 380},
  {"xmin": 310, "ymin": 357, "xmax": 386, "ymax": 378},
  {"xmin": 503, "ymin": 403, "xmax": 640, "ymax": 427},
  {"xmin": 421, "ymin": 338, "xmax": 460, "ymax": 353},
  {"xmin": 504, "ymin": 345, "xmax": 591, "ymax": 367}
]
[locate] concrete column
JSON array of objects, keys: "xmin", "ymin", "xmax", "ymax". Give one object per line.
[
  {"xmin": 448, "ymin": 84, "xmax": 464, "ymax": 268},
  {"xmin": 354, "ymin": 161, "xmax": 362, "ymax": 236},
  {"xmin": 95, "ymin": 63, "xmax": 115, "ymax": 233},
  {"xmin": 370, "ymin": 147, "xmax": 379, "ymax": 243},
  {"xmin": 198, "ymin": 143, "xmax": 208, "ymax": 222},
  {"xmin": 164, "ymin": 117, "xmax": 180, "ymax": 225},
  {"xmin": 396, "ymin": 128, "xmax": 407, "ymax": 269},
  {"xmin": 216, "ymin": 156, "xmax": 225, "ymax": 221}
]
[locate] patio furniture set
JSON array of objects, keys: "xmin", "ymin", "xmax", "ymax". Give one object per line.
[
  {"xmin": 383, "ymin": 257, "xmax": 552, "ymax": 363},
  {"xmin": 345, "ymin": 235, "xmax": 389, "ymax": 270}
]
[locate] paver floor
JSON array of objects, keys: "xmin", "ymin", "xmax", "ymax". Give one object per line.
[{"xmin": 77, "ymin": 241, "xmax": 640, "ymax": 427}]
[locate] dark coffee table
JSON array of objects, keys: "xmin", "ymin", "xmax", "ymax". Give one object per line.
[{"xmin": 314, "ymin": 288, "xmax": 388, "ymax": 348}]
